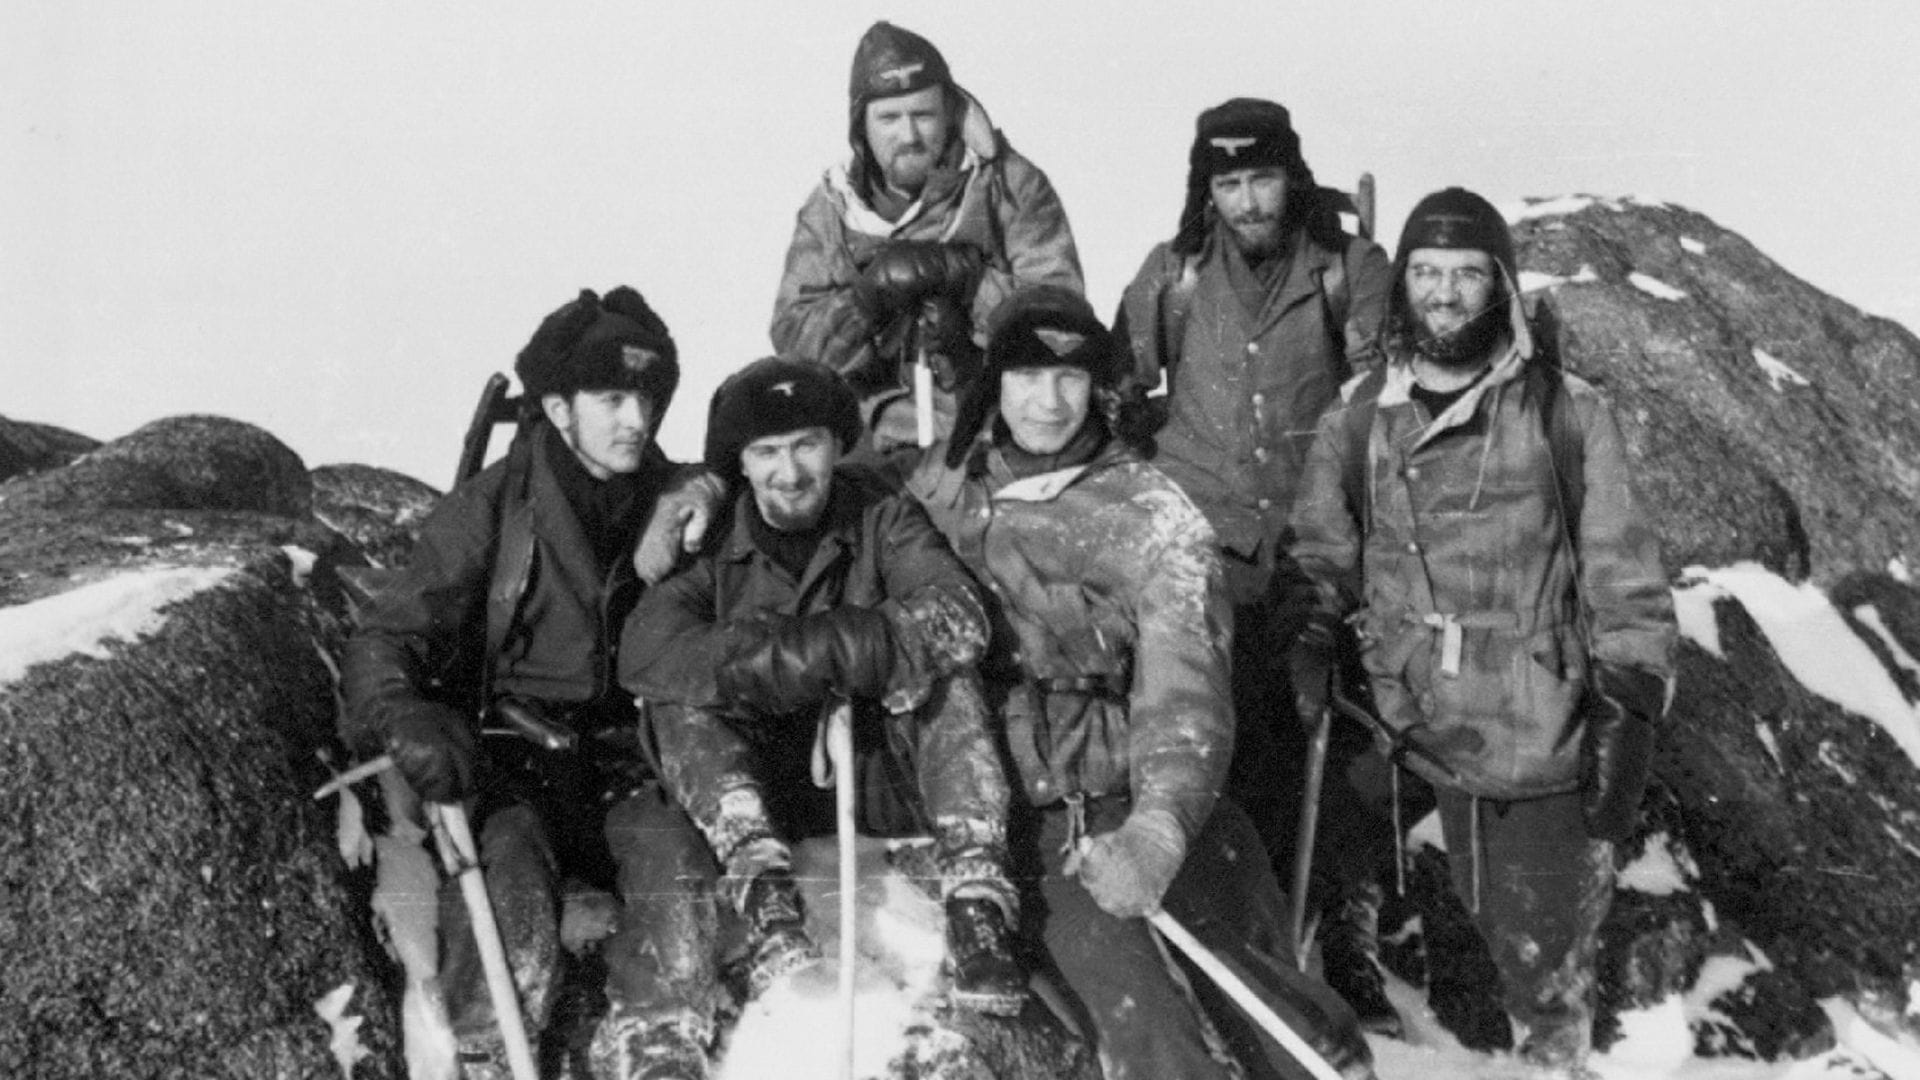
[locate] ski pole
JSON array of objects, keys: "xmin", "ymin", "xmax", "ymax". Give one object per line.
[
  {"xmin": 429, "ymin": 802, "xmax": 539, "ymax": 1080},
  {"xmin": 1288, "ymin": 701, "xmax": 1333, "ymax": 972},
  {"xmin": 825, "ymin": 700, "xmax": 858, "ymax": 1080},
  {"xmin": 1147, "ymin": 910, "xmax": 1347, "ymax": 1080}
]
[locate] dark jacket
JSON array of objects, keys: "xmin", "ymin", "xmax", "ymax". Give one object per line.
[
  {"xmin": 618, "ymin": 465, "xmax": 987, "ymax": 717},
  {"xmin": 340, "ymin": 425, "xmax": 677, "ymax": 753},
  {"xmin": 1118, "ymin": 223, "xmax": 1391, "ymax": 589}
]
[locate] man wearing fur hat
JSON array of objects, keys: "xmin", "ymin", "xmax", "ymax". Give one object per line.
[
  {"xmin": 618, "ymin": 357, "xmax": 1028, "ymax": 1020},
  {"xmin": 895, "ymin": 284, "xmax": 1375, "ymax": 1080},
  {"xmin": 1287, "ymin": 188, "xmax": 1676, "ymax": 1077},
  {"xmin": 1114, "ymin": 96, "xmax": 1400, "ymax": 1029},
  {"xmin": 771, "ymin": 19, "xmax": 1084, "ymax": 452},
  {"xmin": 341, "ymin": 287, "xmax": 730, "ymax": 1079}
]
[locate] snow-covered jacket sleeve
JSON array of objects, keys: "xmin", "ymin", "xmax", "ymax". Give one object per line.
[
  {"xmin": 339, "ymin": 475, "xmax": 497, "ymax": 757},
  {"xmin": 1567, "ymin": 380, "xmax": 1677, "ymax": 684},
  {"xmin": 967, "ymin": 143, "xmax": 1085, "ymax": 332},
  {"xmin": 868, "ymin": 490, "xmax": 991, "ymax": 712},
  {"xmin": 1127, "ymin": 501, "xmax": 1236, "ymax": 841},
  {"xmin": 770, "ymin": 180, "xmax": 883, "ymax": 388}
]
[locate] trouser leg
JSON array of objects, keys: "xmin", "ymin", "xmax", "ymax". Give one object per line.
[
  {"xmin": 900, "ymin": 672, "xmax": 1015, "ymax": 912},
  {"xmin": 1022, "ymin": 800, "xmax": 1239, "ymax": 1080},
  {"xmin": 1436, "ymin": 788, "xmax": 1613, "ymax": 1067},
  {"xmin": 440, "ymin": 801, "xmax": 561, "ymax": 1050},
  {"xmin": 600, "ymin": 782, "xmax": 725, "ymax": 1028}
]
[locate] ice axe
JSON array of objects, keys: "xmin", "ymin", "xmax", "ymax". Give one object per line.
[
  {"xmin": 314, "ymin": 760, "xmax": 538, "ymax": 1080},
  {"xmin": 811, "ymin": 700, "xmax": 859, "ymax": 1080},
  {"xmin": 1288, "ymin": 698, "xmax": 1334, "ymax": 972},
  {"xmin": 1147, "ymin": 910, "xmax": 1348, "ymax": 1080}
]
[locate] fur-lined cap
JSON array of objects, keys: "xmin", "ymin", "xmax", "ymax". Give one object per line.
[
  {"xmin": 514, "ymin": 287, "xmax": 679, "ymax": 417},
  {"xmin": 703, "ymin": 356, "xmax": 862, "ymax": 479},
  {"xmin": 946, "ymin": 285, "xmax": 1115, "ymax": 467}
]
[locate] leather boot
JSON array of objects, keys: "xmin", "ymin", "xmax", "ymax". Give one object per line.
[
  {"xmin": 1320, "ymin": 881, "xmax": 1404, "ymax": 1038},
  {"xmin": 740, "ymin": 868, "xmax": 820, "ymax": 998},
  {"xmin": 943, "ymin": 896, "xmax": 1028, "ymax": 1015}
]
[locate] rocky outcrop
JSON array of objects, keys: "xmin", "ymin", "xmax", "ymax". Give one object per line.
[
  {"xmin": 0, "ymin": 415, "xmax": 96, "ymax": 483},
  {"xmin": 311, "ymin": 463, "xmax": 441, "ymax": 572}
]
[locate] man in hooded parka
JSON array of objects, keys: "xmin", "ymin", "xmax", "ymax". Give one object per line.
[
  {"xmin": 771, "ymin": 20, "xmax": 1084, "ymax": 451},
  {"xmin": 1287, "ymin": 188, "xmax": 1677, "ymax": 1078}
]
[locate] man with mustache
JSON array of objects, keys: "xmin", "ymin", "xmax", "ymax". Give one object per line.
[
  {"xmin": 619, "ymin": 358, "xmax": 1028, "ymax": 1041},
  {"xmin": 1287, "ymin": 188, "xmax": 1676, "ymax": 1078},
  {"xmin": 341, "ymin": 287, "xmax": 726, "ymax": 1079},
  {"xmin": 1113, "ymin": 96, "xmax": 1398, "ymax": 1030},
  {"xmin": 772, "ymin": 20, "xmax": 1084, "ymax": 452}
]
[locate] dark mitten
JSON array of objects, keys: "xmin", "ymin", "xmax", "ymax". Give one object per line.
[
  {"xmin": 386, "ymin": 703, "xmax": 478, "ymax": 804},
  {"xmin": 715, "ymin": 607, "xmax": 898, "ymax": 716},
  {"xmin": 1287, "ymin": 612, "xmax": 1340, "ymax": 734},
  {"xmin": 856, "ymin": 241, "xmax": 983, "ymax": 321},
  {"xmin": 916, "ymin": 296, "xmax": 983, "ymax": 392},
  {"xmin": 1580, "ymin": 664, "xmax": 1667, "ymax": 843}
]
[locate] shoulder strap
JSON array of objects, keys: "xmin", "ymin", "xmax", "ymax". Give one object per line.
[
  {"xmin": 480, "ymin": 429, "xmax": 540, "ymax": 708},
  {"xmin": 1339, "ymin": 367, "xmax": 1389, "ymax": 531}
]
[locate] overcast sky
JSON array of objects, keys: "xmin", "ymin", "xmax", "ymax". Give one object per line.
[{"xmin": 6, "ymin": 1, "xmax": 1917, "ymax": 489}]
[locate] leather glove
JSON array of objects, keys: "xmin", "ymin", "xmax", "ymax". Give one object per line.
[
  {"xmin": 633, "ymin": 470, "xmax": 727, "ymax": 584},
  {"xmin": 915, "ymin": 296, "xmax": 983, "ymax": 393},
  {"xmin": 715, "ymin": 607, "xmax": 898, "ymax": 716},
  {"xmin": 855, "ymin": 241, "xmax": 984, "ymax": 322},
  {"xmin": 1069, "ymin": 807, "xmax": 1188, "ymax": 918},
  {"xmin": 1287, "ymin": 612, "xmax": 1340, "ymax": 735},
  {"xmin": 387, "ymin": 703, "xmax": 478, "ymax": 804},
  {"xmin": 1580, "ymin": 664, "xmax": 1667, "ymax": 843}
]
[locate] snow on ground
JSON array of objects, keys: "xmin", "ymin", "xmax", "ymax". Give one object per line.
[
  {"xmin": 1853, "ymin": 604, "xmax": 1920, "ymax": 685},
  {"xmin": 1615, "ymin": 831, "xmax": 1696, "ymax": 897},
  {"xmin": 1752, "ymin": 347, "xmax": 1812, "ymax": 391},
  {"xmin": 1505, "ymin": 195, "xmax": 1630, "ymax": 222},
  {"xmin": 1519, "ymin": 265, "xmax": 1601, "ymax": 294},
  {"xmin": 1674, "ymin": 563, "xmax": 1920, "ymax": 771},
  {"xmin": 0, "ymin": 565, "xmax": 234, "ymax": 687},
  {"xmin": 1682, "ymin": 237, "xmax": 1709, "ymax": 255},
  {"xmin": 1631, "ymin": 272, "xmax": 1691, "ymax": 301}
]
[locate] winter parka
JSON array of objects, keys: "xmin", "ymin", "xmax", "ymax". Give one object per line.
[
  {"xmin": 1118, "ymin": 223, "xmax": 1391, "ymax": 588},
  {"xmin": 341, "ymin": 424, "xmax": 680, "ymax": 751},
  {"xmin": 1288, "ymin": 329, "xmax": 1676, "ymax": 800},
  {"xmin": 905, "ymin": 440, "xmax": 1235, "ymax": 843},
  {"xmin": 770, "ymin": 90, "xmax": 1084, "ymax": 405}
]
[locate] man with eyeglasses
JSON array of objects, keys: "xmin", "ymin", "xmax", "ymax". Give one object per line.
[
  {"xmin": 1286, "ymin": 188, "xmax": 1676, "ymax": 1078},
  {"xmin": 1112, "ymin": 96, "xmax": 1398, "ymax": 1031}
]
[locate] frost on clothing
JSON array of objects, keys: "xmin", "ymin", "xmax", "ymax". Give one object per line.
[
  {"xmin": 618, "ymin": 464, "xmax": 1012, "ymax": 908},
  {"xmin": 907, "ymin": 440, "xmax": 1234, "ymax": 839},
  {"xmin": 1289, "ymin": 346, "xmax": 1677, "ymax": 800},
  {"xmin": 1117, "ymin": 223, "xmax": 1391, "ymax": 575},
  {"xmin": 771, "ymin": 88, "xmax": 1083, "ymax": 405}
]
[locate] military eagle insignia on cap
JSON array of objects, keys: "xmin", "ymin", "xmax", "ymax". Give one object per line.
[
  {"xmin": 620, "ymin": 345, "xmax": 659, "ymax": 373},
  {"xmin": 768, "ymin": 381, "xmax": 798, "ymax": 397},
  {"xmin": 1210, "ymin": 136, "xmax": 1259, "ymax": 156},
  {"xmin": 1034, "ymin": 328, "xmax": 1087, "ymax": 357},
  {"xmin": 877, "ymin": 61, "xmax": 925, "ymax": 89}
]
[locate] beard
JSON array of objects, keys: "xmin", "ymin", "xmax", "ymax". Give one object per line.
[
  {"xmin": 881, "ymin": 145, "xmax": 935, "ymax": 194},
  {"xmin": 1399, "ymin": 292, "xmax": 1508, "ymax": 370},
  {"xmin": 1225, "ymin": 214, "xmax": 1286, "ymax": 260}
]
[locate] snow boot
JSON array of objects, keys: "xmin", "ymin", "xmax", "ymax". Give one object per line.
[
  {"xmin": 1319, "ymin": 881, "xmax": 1404, "ymax": 1038},
  {"xmin": 943, "ymin": 896, "xmax": 1028, "ymax": 1015},
  {"xmin": 741, "ymin": 868, "xmax": 820, "ymax": 997},
  {"xmin": 589, "ymin": 1010, "xmax": 712, "ymax": 1080}
]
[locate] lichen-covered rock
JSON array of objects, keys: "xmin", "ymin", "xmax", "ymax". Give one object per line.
[
  {"xmin": 0, "ymin": 414, "xmax": 312, "ymax": 518},
  {"xmin": 310, "ymin": 463, "xmax": 440, "ymax": 571},
  {"xmin": 0, "ymin": 414, "xmax": 97, "ymax": 482}
]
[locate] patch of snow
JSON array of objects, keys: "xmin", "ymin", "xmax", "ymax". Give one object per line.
[
  {"xmin": 1630, "ymin": 272, "xmax": 1690, "ymax": 301},
  {"xmin": 1890, "ymin": 556, "xmax": 1913, "ymax": 585},
  {"xmin": 1407, "ymin": 809, "xmax": 1446, "ymax": 853},
  {"xmin": 1687, "ymin": 563, "xmax": 1920, "ymax": 772},
  {"xmin": 164, "ymin": 519, "xmax": 194, "ymax": 536},
  {"xmin": 1853, "ymin": 604, "xmax": 1920, "ymax": 686},
  {"xmin": 1673, "ymin": 576, "xmax": 1729, "ymax": 658},
  {"xmin": 1681, "ymin": 236, "xmax": 1709, "ymax": 255},
  {"xmin": 1505, "ymin": 194, "xmax": 1628, "ymax": 222},
  {"xmin": 1602, "ymin": 994, "xmax": 1695, "ymax": 1077},
  {"xmin": 1816, "ymin": 740, "xmax": 1857, "ymax": 785},
  {"xmin": 1752, "ymin": 348, "xmax": 1812, "ymax": 392},
  {"xmin": 1617, "ymin": 832, "xmax": 1696, "ymax": 896},
  {"xmin": 1518, "ymin": 265, "xmax": 1601, "ymax": 294},
  {"xmin": 1755, "ymin": 723, "xmax": 1783, "ymax": 772},
  {"xmin": 0, "ymin": 565, "xmax": 234, "ymax": 687},
  {"xmin": 1819, "ymin": 997, "xmax": 1920, "ymax": 1080},
  {"xmin": 1687, "ymin": 947, "xmax": 1772, "ymax": 1018},
  {"xmin": 282, "ymin": 544, "xmax": 318, "ymax": 587},
  {"xmin": 313, "ymin": 982, "xmax": 371, "ymax": 1079}
]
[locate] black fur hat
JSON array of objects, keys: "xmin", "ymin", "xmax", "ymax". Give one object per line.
[
  {"xmin": 946, "ymin": 285, "xmax": 1116, "ymax": 468},
  {"xmin": 1172, "ymin": 97, "xmax": 1320, "ymax": 255},
  {"xmin": 514, "ymin": 287, "xmax": 679, "ymax": 418},
  {"xmin": 703, "ymin": 357, "xmax": 863, "ymax": 480}
]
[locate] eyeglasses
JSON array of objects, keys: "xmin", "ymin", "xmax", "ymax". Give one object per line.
[{"xmin": 1406, "ymin": 265, "xmax": 1493, "ymax": 291}]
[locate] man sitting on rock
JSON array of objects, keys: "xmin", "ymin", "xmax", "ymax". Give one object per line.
[
  {"xmin": 618, "ymin": 356, "xmax": 1028, "ymax": 1019},
  {"xmin": 340, "ymin": 286, "xmax": 726, "ymax": 1080}
]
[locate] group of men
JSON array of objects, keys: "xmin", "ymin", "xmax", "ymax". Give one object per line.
[{"xmin": 341, "ymin": 19, "xmax": 1676, "ymax": 1080}]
